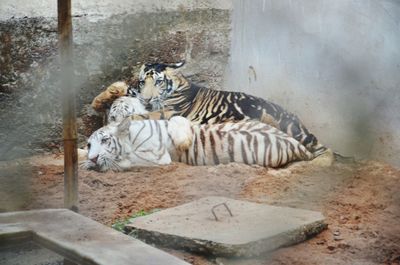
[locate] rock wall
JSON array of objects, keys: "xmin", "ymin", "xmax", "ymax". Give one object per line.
[{"xmin": 0, "ymin": 2, "xmax": 231, "ymax": 160}]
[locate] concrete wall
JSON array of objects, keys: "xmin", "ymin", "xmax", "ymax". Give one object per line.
[{"xmin": 225, "ymin": 0, "xmax": 400, "ymax": 166}]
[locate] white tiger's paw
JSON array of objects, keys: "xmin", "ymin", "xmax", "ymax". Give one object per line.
[{"xmin": 168, "ymin": 116, "xmax": 193, "ymax": 151}]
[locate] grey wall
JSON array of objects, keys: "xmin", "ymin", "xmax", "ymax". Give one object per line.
[{"xmin": 225, "ymin": 0, "xmax": 400, "ymax": 166}]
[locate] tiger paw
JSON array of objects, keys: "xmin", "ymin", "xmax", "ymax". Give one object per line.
[
  {"xmin": 91, "ymin": 81, "xmax": 128, "ymax": 111},
  {"xmin": 168, "ymin": 116, "xmax": 193, "ymax": 151},
  {"xmin": 310, "ymin": 148, "xmax": 335, "ymax": 167}
]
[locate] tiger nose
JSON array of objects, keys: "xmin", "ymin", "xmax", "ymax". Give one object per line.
[{"xmin": 90, "ymin": 155, "xmax": 99, "ymax": 164}]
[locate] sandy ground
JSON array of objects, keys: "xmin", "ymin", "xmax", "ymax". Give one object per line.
[{"xmin": 1, "ymin": 154, "xmax": 399, "ymax": 265}]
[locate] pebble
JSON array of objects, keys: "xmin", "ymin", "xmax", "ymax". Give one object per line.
[
  {"xmin": 333, "ymin": 230, "xmax": 343, "ymax": 241},
  {"xmin": 327, "ymin": 245, "xmax": 335, "ymax": 251}
]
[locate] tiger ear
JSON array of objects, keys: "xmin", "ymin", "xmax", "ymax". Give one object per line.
[
  {"xmin": 139, "ymin": 64, "xmax": 146, "ymax": 74},
  {"xmin": 166, "ymin": 61, "xmax": 185, "ymax": 69}
]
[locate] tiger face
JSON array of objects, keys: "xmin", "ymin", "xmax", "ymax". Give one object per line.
[
  {"xmin": 86, "ymin": 125, "xmax": 122, "ymax": 172},
  {"xmin": 84, "ymin": 118, "xmax": 181, "ymax": 172},
  {"xmin": 138, "ymin": 62, "xmax": 185, "ymax": 108}
]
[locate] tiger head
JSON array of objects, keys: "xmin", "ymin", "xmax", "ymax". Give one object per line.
[
  {"xmin": 85, "ymin": 125, "xmax": 122, "ymax": 172},
  {"xmin": 138, "ymin": 62, "xmax": 187, "ymax": 108},
  {"xmin": 84, "ymin": 117, "xmax": 189, "ymax": 172},
  {"xmin": 108, "ymin": 96, "xmax": 148, "ymax": 124}
]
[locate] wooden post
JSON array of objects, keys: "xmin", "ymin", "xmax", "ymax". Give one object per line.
[{"xmin": 58, "ymin": 0, "xmax": 78, "ymax": 212}]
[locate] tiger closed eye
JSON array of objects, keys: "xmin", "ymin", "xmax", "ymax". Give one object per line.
[
  {"xmin": 155, "ymin": 79, "xmax": 163, "ymax": 85},
  {"xmin": 101, "ymin": 138, "xmax": 108, "ymax": 144}
]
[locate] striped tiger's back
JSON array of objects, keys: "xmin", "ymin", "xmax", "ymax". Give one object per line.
[{"xmin": 173, "ymin": 121, "xmax": 314, "ymax": 168}]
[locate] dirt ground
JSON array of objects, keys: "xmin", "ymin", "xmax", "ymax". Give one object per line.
[{"xmin": 1, "ymin": 154, "xmax": 399, "ymax": 265}]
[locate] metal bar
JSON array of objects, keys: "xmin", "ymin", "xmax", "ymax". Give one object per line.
[
  {"xmin": 211, "ymin": 202, "xmax": 233, "ymax": 221},
  {"xmin": 58, "ymin": 0, "xmax": 78, "ymax": 212}
]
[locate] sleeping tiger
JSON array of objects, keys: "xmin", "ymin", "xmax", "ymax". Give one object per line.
[
  {"xmin": 92, "ymin": 62, "xmax": 326, "ymax": 157},
  {"xmin": 84, "ymin": 116, "xmax": 314, "ymax": 172},
  {"xmin": 108, "ymin": 96, "xmax": 148, "ymax": 124}
]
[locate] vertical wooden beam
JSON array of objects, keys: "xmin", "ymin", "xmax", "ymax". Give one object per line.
[{"xmin": 58, "ymin": 0, "xmax": 78, "ymax": 212}]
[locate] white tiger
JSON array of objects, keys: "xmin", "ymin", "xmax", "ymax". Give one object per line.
[
  {"xmin": 107, "ymin": 96, "xmax": 148, "ymax": 124},
  {"xmin": 84, "ymin": 116, "xmax": 314, "ymax": 172}
]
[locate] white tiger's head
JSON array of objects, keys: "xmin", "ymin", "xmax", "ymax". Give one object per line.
[
  {"xmin": 108, "ymin": 96, "xmax": 148, "ymax": 124},
  {"xmin": 138, "ymin": 62, "xmax": 186, "ymax": 106},
  {"xmin": 85, "ymin": 125, "xmax": 122, "ymax": 172},
  {"xmin": 84, "ymin": 116, "xmax": 194, "ymax": 172}
]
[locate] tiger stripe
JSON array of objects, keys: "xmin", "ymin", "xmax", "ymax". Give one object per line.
[{"xmin": 228, "ymin": 133, "xmax": 235, "ymax": 163}]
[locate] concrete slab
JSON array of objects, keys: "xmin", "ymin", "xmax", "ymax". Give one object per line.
[
  {"xmin": 125, "ymin": 196, "xmax": 326, "ymax": 257},
  {"xmin": 0, "ymin": 209, "xmax": 189, "ymax": 265}
]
